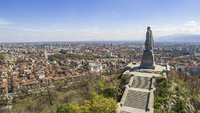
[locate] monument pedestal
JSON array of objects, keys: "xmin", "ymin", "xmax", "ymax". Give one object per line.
[{"xmin": 140, "ymin": 51, "xmax": 155, "ymax": 69}]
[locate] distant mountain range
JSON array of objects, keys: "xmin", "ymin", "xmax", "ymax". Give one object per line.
[{"xmin": 155, "ymin": 34, "xmax": 200, "ymax": 42}]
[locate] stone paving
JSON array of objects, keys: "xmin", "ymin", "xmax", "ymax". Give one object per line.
[
  {"xmin": 131, "ymin": 76, "xmax": 152, "ymax": 89},
  {"xmin": 124, "ymin": 90, "xmax": 149, "ymax": 110},
  {"xmin": 120, "ymin": 111, "xmax": 131, "ymax": 113},
  {"xmin": 117, "ymin": 63, "xmax": 168, "ymax": 113}
]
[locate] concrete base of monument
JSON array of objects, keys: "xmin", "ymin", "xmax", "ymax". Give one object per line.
[
  {"xmin": 124, "ymin": 62, "xmax": 169, "ymax": 75},
  {"xmin": 140, "ymin": 51, "xmax": 155, "ymax": 70},
  {"xmin": 139, "ymin": 65, "xmax": 155, "ymax": 69}
]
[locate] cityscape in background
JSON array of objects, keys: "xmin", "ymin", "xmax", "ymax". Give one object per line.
[{"xmin": 0, "ymin": 0, "xmax": 200, "ymax": 113}]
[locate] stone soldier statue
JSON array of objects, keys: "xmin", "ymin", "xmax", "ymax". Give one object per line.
[
  {"xmin": 140, "ymin": 26, "xmax": 155, "ymax": 69},
  {"xmin": 145, "ymin": 26, "xmax": 154, "ymax": 52}
]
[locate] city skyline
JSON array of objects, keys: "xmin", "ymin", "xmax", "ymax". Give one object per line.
[{"xmin": 0, "ymin": 0, "xmax": 200, "ymax": 42}]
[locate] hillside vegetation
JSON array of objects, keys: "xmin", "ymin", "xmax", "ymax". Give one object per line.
[
  {"xmin": 154, "ymin": 70, "xmax": 200, "ymax": 113},
  {"xmin": 1, "ymin": 72, "xmax": 130, "ymax": 113}
]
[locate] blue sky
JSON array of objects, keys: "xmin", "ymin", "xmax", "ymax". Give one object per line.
[{"xmin": 0, "ymin": 0, "xmax": 200, "ymax": 42}]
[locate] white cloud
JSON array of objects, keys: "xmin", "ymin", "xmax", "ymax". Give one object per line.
[
  {"xmin": 78, "ymin": 27, "xmax": 144, "ymax": 41},
  {"xmin": 153, "ymin": 21, "xmax": 200, "ymax": 37},
  {"xmin": 76, "ymin": 21, "xmax": 200, "ymax": 40},
  {"xmin": 0, "ymin": 20, "xmax": 200, "ymax": 42},
  {"xmin": 0, "ymin": 18, "xmax": 12, "ymax": 25},
  {"xmin": 184, "ymin": 21, "xmax": 198, "ymax": 28}
]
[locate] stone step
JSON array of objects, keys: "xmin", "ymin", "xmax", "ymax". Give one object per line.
[
  {"xmin": 124, "ymin": 90, "xmax": 150, "ymax": 110},
  {"xmin": 131, "ymin": 76, "xmax": 152, "ymax": 89}
]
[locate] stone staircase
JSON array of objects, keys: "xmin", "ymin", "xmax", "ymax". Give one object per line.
[
  {"xmin": 118, "ymin": 63, "xmax": 168, "ymax": 113},
  {"xmin": 118, "ymin": 74, "xmax": 154, "ymax": 113},
  {"xmin": 124, "ymin": 90, "xmax": 149, "ymax": 110},
  {"xmin": 131, "ymin": 76, "xmax": 152, "ymax": 89}
]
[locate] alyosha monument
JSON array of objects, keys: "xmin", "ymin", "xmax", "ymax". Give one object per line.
[
  {"xmin": 117, "ymin": 26, "xmax": 170, "ymax": 113},
  {"xmin": 140, "ymin": 26, "xmax": 155, "ymax": 69}
]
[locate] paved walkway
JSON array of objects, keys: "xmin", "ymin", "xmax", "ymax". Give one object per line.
[{"xmin": 117, "ymin": 63, "xmax": 167, "ymax": 113}]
